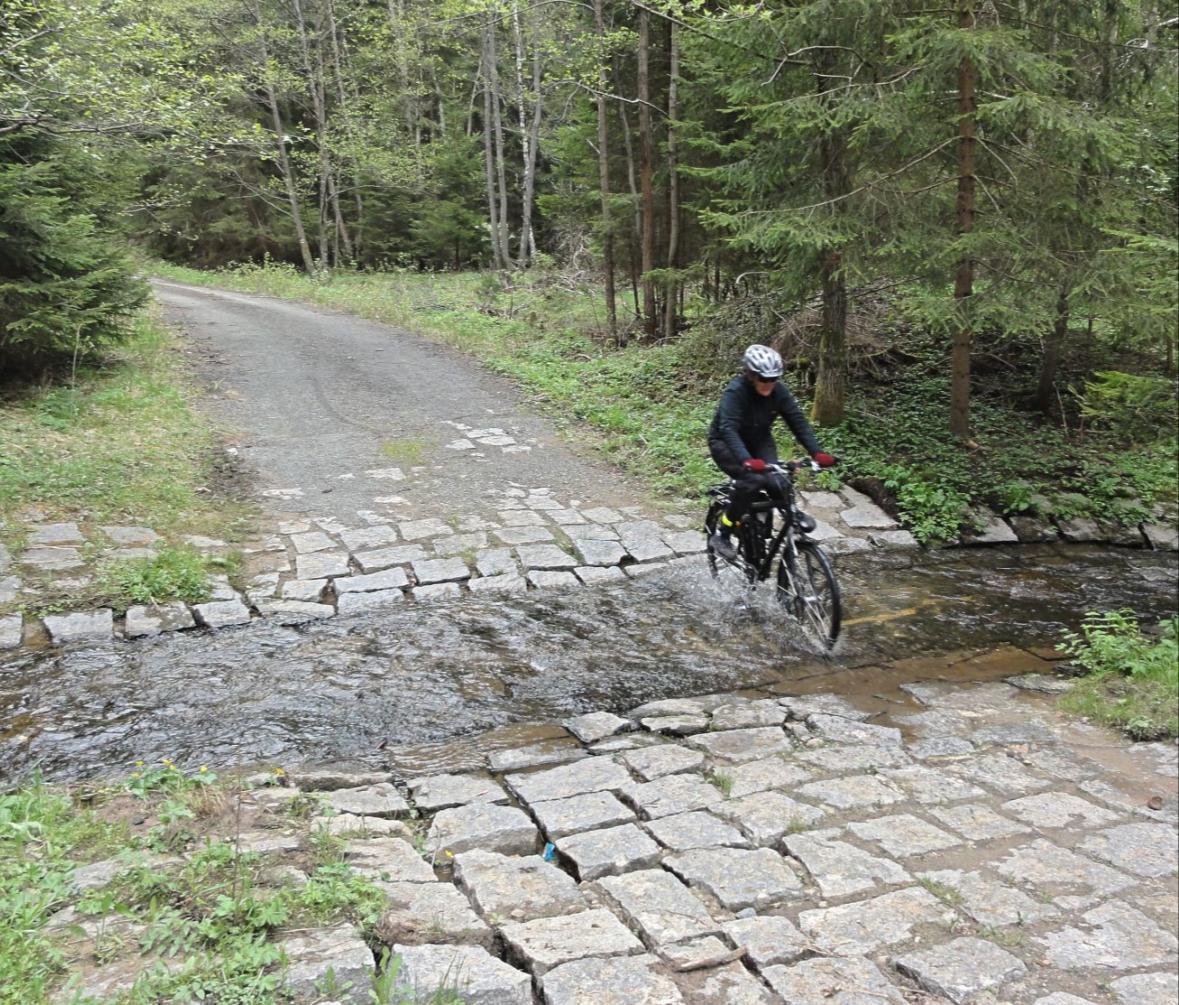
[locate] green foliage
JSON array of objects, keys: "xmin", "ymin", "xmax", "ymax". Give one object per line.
[
  {"xmin": 1076, "ymin": 371, "xmax": 1177, "ymax": 443},
  {"xmin": 1059, "ymin": 611, "xmax": 1179, "ymax": 740},
  {"xmin": 95, "ymin": 546, "xmax": 218, "ymax": 608}
]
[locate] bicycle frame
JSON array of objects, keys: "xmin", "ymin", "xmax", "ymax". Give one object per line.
[{"xmin": 741, "ymin": 497, "xmax": 799, "ymax": 582}]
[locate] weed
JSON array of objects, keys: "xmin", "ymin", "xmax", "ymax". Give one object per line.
[
  {"xmin": 95, "ymin": 545, "xmax": 213, "ymax": 608},
  {"xmin": 380, "ymin": 439, "xmax": 426, "ymax": 466},
  {"xmin": 918, "ymin": 877, "xmax": 964, "ymax": 907},
  {"xmin": 705, "ymin": 772, "xmax": 734, "ymax": 796}
]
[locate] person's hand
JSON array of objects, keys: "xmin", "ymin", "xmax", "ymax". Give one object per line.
[
  {"xmin": 812, "ymin": 452, "xmax": 837, "ymax": 468},
  {"xmin": 742, "ymin": 458, "xmax": 767, "ymax": 473}
]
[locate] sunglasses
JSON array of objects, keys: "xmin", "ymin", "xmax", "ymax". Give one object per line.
[{"xmin": 754, "ymin": 374, "xmax": 779, "ymax": 384}]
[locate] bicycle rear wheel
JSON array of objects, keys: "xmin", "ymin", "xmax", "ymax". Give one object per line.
[{"xmin": 776, "ymin": 539, "xmax": 842, "ymax": 649}]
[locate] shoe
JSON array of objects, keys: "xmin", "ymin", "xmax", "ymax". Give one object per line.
[{"xmin": 709, "ymin": 531, "xmax": 737, "ymax": 563}]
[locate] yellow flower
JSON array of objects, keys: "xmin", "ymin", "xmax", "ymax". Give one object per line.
[
  {"xmin": 199, "ymin": 766, "xmax": 208, "ymax": 773},
  {"xmin": 135, "ymin": 760, "xmax": 145, "ymax": 767},
  {"xmin": 273, "ymin": 766, "xmax": 285, "ymax": 776}
]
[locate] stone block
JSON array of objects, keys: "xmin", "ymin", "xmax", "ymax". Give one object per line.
[
  {"xmin": 1079, "ymin": 822, "xmax": 1179, "ymax": 878},
  {"xmin": 325, "ymin": 783, "xmax": 409, "ymax": 819},
  {"xmin": 762, "ymin": 956, "xmax": 905, "ymax": 1005},
  {"xmin": 562, "ymin": 711, "xmax": 631, "ymax": 744},
  {"xmin": 795, "ymin": 774, "xmax": 906, "ymax": 811},
  {"xmin": 426, "ymin": 802, "xmax": 540, "ymax": 857},
  {"xmin": 881, "ymin": 765, "xmax": 987, "ymax": 805},
  {"xmin": 1035, "ymin": 900, "xmax": 1178, "ymax": 970},
  {"xmin": 280, "ymin": 926, "xmax": 373, "ymax": 1005},
  {"xmin": 595, "ymin": 869, "xmax": 721, "ymax": 946},
  {"xmin": 930, "ymin": 803, "xmax": 1031, "ymax": 841},
  {"xmin": 622, "ymin": 774, "xmax": 723, "ymax": 820},
  {"xmin": 257, "ymin": 600, "xmax": 336, "ymax": 625},
  {"xmin": 290, "ymin": 531, "xmax": 336, "ymax": 554},
  {"xmin": 337, "ymin": 589, "xmax": 404, "ymax": 613},
  {"xmin": 99, "ymin": 525, "xmax": 161, "ymax": 546},
  {"xmin": 893, "ymin": 936, "xmax": 1027, "ymax": 1004},
  {"xmin": 353, "ymin": 545, "xmax": 427, "ymax": 572},
  {"xmin": 413, "ymin": 582, "xmax": 462, "ymax": 602},
  {"xmin": 335, "ymin": 568, "xmax": 410, "ymax": 593},
  {"xmin": 541, "ymin": 954, "xmax": 683, "ymax": 1005},
  {"xmin": 474, "ymin": 548, "xmax": 517, "ymax": 577},
  {"xmin": 528, "ymin": 571, "xmax": 580, "ymax": 589},
  {"xmin": 22, "ymin": 546, "xmax": 85, "ymax": 571},
  {"xmin": 721, "ymin": 915, "xmax": 810, "ymax": 967},
  {"xmin": 1001, "ymin": 791, "xmax": 1121, "ymax": 830},
  {"xmin": 846, "ymin": 814, "xmax": 962, "ymax": 857},
  {"xmin": 487, "ymin": 742, "xmax": 585, "ymax": 774},
  {"xmin": 805, "ymin": 713, "xmax": 903, "ymax": 746},
  {"xmin": 665, "ymin": 846, "xmax": 802, "ymax": 911},
  {"xmin": 798, "ymin": 886, "xmax": 949, "ymax": 956},
  {"xmin": 532, "ymin": 791, "xmax": 635, "ymax": 839},
  {"xmin": 343, "ymin": 837, "xmax": 436, "ymax": 883},
  {"xmin": 994, "ymin": 838, "xmax": 1134, "ymax": 908},
  {"xmin": 640, "ymin": 713, "xmax": 709, "ymax": 736},
  {"xmin": 918, "ymin": 868, "xmax": 1058, "ymax": 928},
  {"xmin": 685, "ymin": 727, "xmax": 793, "ymax": 763},
  {"xmin": 374, "ymin": 881, "xmax": 492, "ymax": 948},
  {"xmin": 506, "ymin": 757, "xmax": 631, "ymax": 804},
  {"xmin": 1111, "ymin": 972, "xmax": 1179, "ymax": 1004},
  {"xmin": 468, "ymin": 574, "xmax": 528, "ymax": 595},
  {"xmin": 281, "ymin": 578, "xmax": 328, "ymax": 601},
  {"xmin": 409, "ymin": 773, "xmax": 509, "ymax": 812},
  {"xmin": 557, "ymin": 823, "xmax": 662, "ymax": 881},
  {"xmin": 715, "ymin": 791, "xmax": 824, "ymax": 845},
  {"xmin": 580, "ymin": 507, "xmax": 624, "ymax": 524},
  {"xmin": 573, "ymin": 538, "xmax": 627, "ymax": 566},
  {"xmin": 29, "ymin": 522, "xmax": 84, "ymax": 545},
  {"xmin": 340, "ymin": 525, "xmax": 398, "ymax": 552},
  {"xmin": 960, "ymin": 510, "xmax": 1019, "ymax": 544},
  {"xmin": 453, "ymin": 849, "xmax": 586, "ymax": 921},
  {"xmin": 785, "ymin": 828, "xmax": 910, "ymax": 898},
  {"xmin": 0, "ymin": 613, "xmax": 22, "ymax": 650},
  {"xmin": 619, "ymin": 744, "xmax": 705, "ymax": 781},
  {"xmin": 500, "ymin": 509, "xmax": 546, "ymax": 527},
  {"xmin": 399, "ymin": 518, "xmax": 453, "ymax": 540},
  {"xmin": 839, "ymin": 503, "xmax": 897, "ymax": 529},
  {"xmin": 499, "ymin": 908, "xmax": 644, "ymax": 976},
  {"xmin": 293, "ymin": 768, "xmax": 389, "ymax": 791},
  {"xmin": 411, "ymin": 557, "xmax": 470, "ymax": 585},
  {"xmin": 43, "ymin": 609, "xmax": 114, "ymax": 643},
  {"xmin": 796, "ymin": 744, "xmax": 911, "ymax": 773},
  {"xmin": 573, "ymin": 565, "xmax": 626, "ymax": 584},
  {"xmin": 644, "ymin": 811, "xmax": 749, "ymax": 851},
  {"xmin": 295, "ymin": 551, "xmax": 351, "ymax": 579},
  {"xmin": 515, "ymin": 544, "xmax": 577, "ymax": 571},
  {"xmin": 618, "ymin": 522, "xmax": 674, "ymax": 562},
  {"xmin": 709, "ymin": 701, "xmax": 786, "ymax": 731},
  {"xmin": 391, "ymin": 944, "xmax": 532, "ymax": 1005},
  {"xmin": 124, "ymin": 602, "xmax": 195, "ymax": 638}
]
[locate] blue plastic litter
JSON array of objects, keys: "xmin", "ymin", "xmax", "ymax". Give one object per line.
[{"xmin": 542, "ymin": 843, "xmax": 556, "ymax": 861}]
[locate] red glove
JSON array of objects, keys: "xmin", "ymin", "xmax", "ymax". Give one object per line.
[
  {"xmin": 742, "ymin": 458, "xmax": 767, "ymax": 473},
  {"xmin": 812, "ymin": 452, "xmax": 837, "ymax": 468}
]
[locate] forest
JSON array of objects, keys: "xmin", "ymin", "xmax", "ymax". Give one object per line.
[{"xmin": 2, "ymin": 0, "xmax": 1177, "ymax": 538}]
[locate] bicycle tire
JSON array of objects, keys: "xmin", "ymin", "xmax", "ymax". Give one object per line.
[{"xmin": 776, "ymin": 539, "xmax": 842, "ymax": 649}]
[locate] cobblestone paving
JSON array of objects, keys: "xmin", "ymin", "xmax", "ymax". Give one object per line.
[{"xmin": 57, "ymin": 668, "xmax": 1179, "ymax": 1004}]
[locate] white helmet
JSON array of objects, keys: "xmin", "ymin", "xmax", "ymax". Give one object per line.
[{"xmin": 742, "ymin": 344, "xmax": 783, "ymax": 378}]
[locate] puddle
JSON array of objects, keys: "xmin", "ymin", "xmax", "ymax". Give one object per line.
[{"xmin": 0, "ymin": 544, "xmax": 1174, "ymax": 782}]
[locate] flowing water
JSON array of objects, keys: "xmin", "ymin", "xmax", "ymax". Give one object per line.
[{"xmin": 1, "ymin": 544, "xmax": 1174, "ymax": 783}]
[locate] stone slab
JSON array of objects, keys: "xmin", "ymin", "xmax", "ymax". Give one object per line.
[
  {"xmin": 762, "ymin": 956, "xmax": 905, "ymax": 1005},
  {"xmin": 528, "ymin": 571, "xmax": 579, "ymax": 589},
  {"xmin": 665, "ymin": 846, "xmax": 802, "ymax": 911},
  {"xmin": 785, "ymin": 828, "xmax": 910, "ymax": 898},
  {"xmin": 280, "ymin": 926, "xmax": 372, "ymax": 1005},
  {"xmin": 644, "ymin": 811, "xmax": 749, "ymax": 851},
  {"xmin": 532, "ymin": 790, "xmax": 635, "ymax": 839},
  {"xmin": 721, "ymin": 915, "xmax": 810, "ymax": 967},
  {"xmin": 715, "ymin": 791, "xmax": 824, "ymax": 845},
  {"xmin": 724, "ymin": 756, "xmax": 812, "ymax": 798},
  {"xmin": 124, "ymin": 602, "xmax": 195, "ymax": 638},
  {"xmin": 192, "ymin": 599, "xmax": 251, "ymax": 629},
  {"xmin": 540, "ymin": 954, "xmax": 683, "ymax": 1005},
  {"xmin": 1035, "ymin": 900, "xmax": 1178, "ymax": 969},
  {"xmin": 426, "ymin": 802, "xmax": 540, "ymax": 857},
  {"xmin": 506, "ymin": 757, "xmax": 631, "ymax": 805},
  {"xmin": 326, "ymin": 783, "xmax": 409, "ymax": 819},
  {"xmin": 795, "ymin": 774, "xmax": 906, "ymax": 811},
  {"xmin": 337, "ymin": 588, "xmax": 404, "ymax": 613},
  {"xmin": 797, "ymin": 886, "xmax": 949, "ymax": 955},
  {"xmin": 0, "ymin": 613, "xmax": 22, "ymax": 650},
  {"xmin": 374, "ymin": 881, "xmax": 492, "ymax": 948},
  {"xmin": 562, "ymin": 711, "xmax": 631, "ymax": 744},
  {"xmin": 515, "ymin": 544, "xmax": 577, "ymax": 571},
  {"xmin": 295, "ymin": 551, "xmax": 351, "ymax": 579},
  {"xmin": 595, "ymin": 869, "xmax": 721, "ymax": 946},
  {"xmin": 499, "ymin": 908, "xmax": 644, "ymax": 976},
  {"xmin": 621, "ymin": 774, "xmax": 723, "ymax": 820},
  {"xmin": 453, "ymin": 849, "xmax": 586, "ymax": 922},
  {"xmin": 919, "ymin": 868, "xmax": 1059, "ymax": 928},
  {"xmin": 353, "ymin": 545, "xmax": 428, "ymax": 572},
  {"xmin": 618, "ymin": 744, "xmax": 706, "ymax": 781},
  {"xmin": 391, "ymin": 943, "xmax": 532, "ymax": 1005},
  {"xmin": 1079, "ymin": 822, "xmax": 1179, "ymax": 878},
  {"xmin": 343, "ymin": 837, "xmax": 436, "ymax": 883},
  {"xmin": 468, "ymin": 574, "xmax": 528, "ymax": 595},
  {"xmin": 411, "ymin": 557, "xmax": 470, "ymax": 585},
  {"xmin": 994, "ymin": 838, "xmax": 1135, "ymax": 908},
  {"xmin": 685, "ymin": 727, "xmax": 793, "ymax": 763},
  {"xmin": 408, "ymin": 773, "xmax": 509, "ymax": 812},
  {"xmin": 846, "ymin": 814, "xmax": 962, "ymax": 857},
  {"xmin": 335, "ymin": 568, "xmax": 409, "ymax": 593},
  {"xmin": 893, "ymin": 936, "xmax": 1027, "ymax": 1003},
  {"xmin": 43, "ymin": 609, "xmax": 115, "ymax": 643},
  {"xmin": 256, "ymin": 600, "xmax": 335, "ymax": 624},
  {"xmin": 930, "ymin": 803, "xmax": 1031, "ymax": 841},
  {"xmin": 1111, "ymin": 972, "xmax": 1179, "ymax": 1004},
  {"xmin": 1002, "ymin": 791, "xmax": 1121, "ymax": 830},
  {"xmin": 557, "ymin": 823, "xmax": 662, "ymax": 881}
]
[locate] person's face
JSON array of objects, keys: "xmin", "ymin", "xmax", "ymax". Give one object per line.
[{"xmin": 751, "ymin": 373, "xmax": 778, "ymax": 397}]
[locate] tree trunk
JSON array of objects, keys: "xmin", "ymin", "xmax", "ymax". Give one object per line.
[
  {"xmin": 512, "ymin": 2, "xmax": 534, "ymax": 264},
  {"xmin": 662, "ymin": 20, "xmax": 679, "ymax": 342},
  {"xmin": 637, "ymin": 8, "xmax": 657, "ymax": 338},
  {"xmin": 617, "ymin": 90, "xmax": 641, "ymax": 319},
  {"xmin": 488, "ymin": 13, "xmax": 513, "ymax": 269},
  {"xmin": 481, "ymin": 32, "xmax": 506, "ymax": 270},
  {"xmin": 1100, "ymin": 0, "xmax": 1118, "ymax": 102},
  {"xmin": 387, "ymin": 0, "xmax": 418, "ymax": 146},
  {"xmin": 1037, "ymin": 285, "xmax": 1070, "ymax": 416},
  {"xmin": 292, "ymin": 0, "xmax": 332, "ymax": 266},
  {"xmin": 950, "ymin": 0, "xmax": 976, "ymax": 441},
  {"xmin": 593, "ymin": 0, "xmax": 617, "ymax": 341},
  {"xmin": 325, "ymin": 0, "xmax": 361, "ymax": 261}
]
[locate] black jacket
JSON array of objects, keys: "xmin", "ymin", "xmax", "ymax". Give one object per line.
[{"xmin": 708, "ymin": 375, "xmax": 822, "ymax": 463}]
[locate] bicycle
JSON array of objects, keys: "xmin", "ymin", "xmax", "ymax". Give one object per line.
[{"xmin": 704, "ymin": 459, "xmax": 842, "ymax": 649}]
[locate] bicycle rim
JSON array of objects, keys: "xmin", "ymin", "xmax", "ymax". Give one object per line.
[{"xmin": 777, "ymin": 540, "xmax": 842, "ymax": 648}]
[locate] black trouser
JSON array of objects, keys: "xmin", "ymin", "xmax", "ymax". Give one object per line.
[{"xmin": 709, "ymin": 437, "xmax": 788, "ymax": 527}]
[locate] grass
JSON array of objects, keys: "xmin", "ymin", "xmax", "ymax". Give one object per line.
[
  {"xmin": 151, "ymin": 261, "xmax": 1178, "ymax": 544},
  {"xmin": 1058, "ymin": 610, "xmax": 1179, "ymax": 740},
  {"xmin": 0, "ymin": 764, "xmax": 413, "ymax": 1005},
  {"xmin": 0, "ymin": 313, "xmax": 255, "ymax": 616}
]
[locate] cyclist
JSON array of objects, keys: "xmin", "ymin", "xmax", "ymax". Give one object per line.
[{"xmin": 707, "ymin": 344, "xmax": 837, "ymax": 562}]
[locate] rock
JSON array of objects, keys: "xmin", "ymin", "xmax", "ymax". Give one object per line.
[
  {"xmin": 499, "ymin": 908, "xmax": 644, "ymax": 976},
  {"xmin": 453, "ymin": 849, "xmax": 586, "ymax": 920},
  {"xmin": 1058, "ymin": 516, "xmax": 1102, "ymax": 542},
  {"xmin": 685, "ymin": 727, "xmax": 793, "ymax": 763},
  {"xmin": 487, "ymin": 742, "xmax": 586, "ymax": 774},
  {"xmin": 192, "ymin": 599, "xmax": 251, "ymax": 629},
  {"xmin": 343, "ymin": 838, "xmax": 436, "ymax": 883},
  {"xmin": 374, "ymin": 881, "xmax": 492, "ymax": 948},
  {"xmin": 762, "ymin": 956, "xmax": 905, "ymax": 1005},
  {"xmin": 313, "ymin": 815, "xmax": 410, "ymax": 840},
  {"xmin": 1035, "ymin": 900, "xmax": 1178, "ymax": 969},
  {"xmin": 408, "ymin": 773, "xmax": 509, "ymax": 812},
  {"xmin": 43, "ymin": 609, "xmax": 114, "ymax": 644},
  {"xmin": 515, "ymin": 544, "xmax": 577, "ymax": 571},
  {"xmin": 20, "ymin": 546, "xmax": 84, "ymax": 570},
  {"xmin": 290, "ymin": 768, "xmax": 389, "ymax": 791},
  {"xmin": 573, "ymin": 538, "xmax": 627, "ymax": 566},
  {"xmin": 506, "ymin": 757, "xmax": 631, "ymax": 805},
  {"xmin": 280, "ymin": 926, "xmax": 373, "ymax": 1005},
  {"xmin": 29, "ymin": 522, "xmax": 84, "ymax": 545},
  {"xmin": 0, "ymin": 613, "xmax": 22, "ymax": 650},
  {"xmin": 468, "ymin": 574, "xmax": 528, "ymax": 595},
  {"xmin": 640, "ymin": 713, "xmax": 710, "ymax": 736},
  {"xmin": 618, "ymin": 744, "xmax": 705, "ymax": 781},
  {"xmin": 846, "ymin": 814, "xmax": 962, "ymax": 857},
  {"xmin": 562, "ymin": 711, "xmax": 631, "ymax": 744},
  {"xmin": 871, "ymin": 528, "xmax": 919, "ymax": 548},
  {"xmin": 665, "ymin": 847, "xmax": 802, "ymax": 911},
  {"xmin": 391, "ymin": 944, "xmax": 532, "ymax": 1005},
  {"xmin": 493, "ymin": 526, "xmax": 556, "ymax": 546},
  {"xmin": 335, "ymin": 568, "xmax": 409, "ymax": 593},
  {"xmin": 339, "ymin": 525, "xmax": 397, "ymax": 552},
  {"xmin": 795, "ymin": 774, "xmax": 906, "ymax": 811},
  {"xmin": 295, "ymin": 551, "xmax": 351, "ymax": 579},
  {"xmin": 99, "ymin": 525, "xmax": 161, "ymax": 546},
  {"xmin": 531, "ymin": 791, "xmax": 635, "ymax": 839},
  {"xmin": 574, "ymin": 565, "xmax": 626, "ymax": 584},
  {"xmin": 1079, "ymin": 822, "xmax": 1179, "ymax": 878},
  {"xmin": 1142, "ymin": 522, "xmax": 1179, "ymax": 550},
  {"xmin": 528, "ymin": 570, "xmax": 580, "ymax": 589},
  {"xmin": 325, "ymin": 783, "xmax": 409, "ymax": 819},
  {"xmin": 721, "ymin": 915, "xmax": 810, "ymax": 967},
  {"xmin": 797, "ymin": 886, "xmax": 948, "ymax": 955},
  {"xmin": 994, "ymin": 838, "xmax": 1134, "ymax": 908},
  {"xmin": 290, "ymin": 531, "xmax": 335, "ymax": 554},
  {"xmin": 1001, "ymin": 791, "xmax": 1121, "ymax": 829},
  {"xmin": 257, "ymin": 600, "xmax": 336, "ymax": 624},
  {"xmin": 1005, "ymin": 671, "xmax": 1074, "ymax": 693},
  {"xmin": 595, "ymin": 869, "xmax": 720, "ymax": 946},
  {"xmin": 621, "ymin": 774, "xmax": 723, "ymax": 820},
  {"xmin": 353, "ymin": 545, "xmax": 427, "ymax": 573},
  {"xmin": 557, "ymin": 823, "xmax": 663, "ymax": 881},
  {"xmin": 839, "ymin": 502, "xmax": 897, "ymax": 529},
  {"xmin": 961, "ymin": 510, "xmax": 1019, "ymax": 545},
  {"xmin": 541, "ymin": 955, "xmax": 683, "ymax": 1005},
  {"xmin": 918, "ymin": 868, "xmax": 1058, "ymax": 927},
  {"xmin": 337, "ymin": 588, "xmax": 404, "ymax": 613},
  {"xmin": 785, "ymin": 828, "xmax": 910, "ymax": 898},
  {"xmin": 412, "ymin": 582, "xmax": 462, "ymax": 602},
  {"xmin": 1110, "ymin": 971, "xmax": 1179, "ymax": 1004},
  {"xmin": 893, "ymin": 937, "xmax": 1026, "ymax": 1003},
  {"xmin": 426, "ymin": 802, "xmax": 540, "ymax": 857},
  {"xmin": 714, "ymin": 791, "xmax": 824, "ymax": 845},
  {"xmin": 644, "ymin": 811, "xmax": 749, "ymax": 851}
]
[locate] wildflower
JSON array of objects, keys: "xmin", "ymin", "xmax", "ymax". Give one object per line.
[{"xmin": 199, "ymin": 766, "xmax": 209, "ymax": 774}]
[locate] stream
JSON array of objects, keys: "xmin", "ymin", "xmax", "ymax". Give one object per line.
[{"xmin": 0, "ymin": 544, "xmax": 1174, "ymax": 783}]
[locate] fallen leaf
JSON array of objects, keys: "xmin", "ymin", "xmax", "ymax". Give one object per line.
[{"xmin": 1147, "ymin": 795, "xmax": 1164, "ymax": 810}]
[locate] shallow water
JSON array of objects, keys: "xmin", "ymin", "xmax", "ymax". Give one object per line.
[{"xmin": 0, "ymin": 544, "xmax": 1174, "ymax": 782}]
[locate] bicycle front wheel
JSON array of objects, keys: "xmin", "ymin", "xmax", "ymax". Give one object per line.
[{"xmin": 776, "ymin": 539, "xmax": 842, "ymax": 649}]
